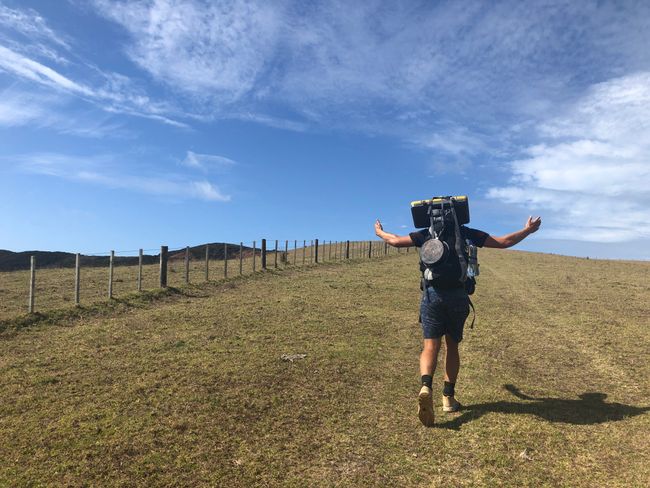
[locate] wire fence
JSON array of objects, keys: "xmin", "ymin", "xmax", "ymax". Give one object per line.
[{"xmin": 0, "ymin": 239, "xmax": 411, "ymax": 321}]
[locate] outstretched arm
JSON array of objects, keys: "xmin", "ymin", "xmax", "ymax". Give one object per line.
[
  {"xmin": 374, "ymin": 220, "xmax": 414, "ymax": 247},
  {"xmin": 484, "ymin": 216, "xmax": 541, "ymax": 249}
]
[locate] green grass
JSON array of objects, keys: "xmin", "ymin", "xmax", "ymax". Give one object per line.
[
  {"xmin": 0, "ymin": 249, "xmax": 648, "ymax": 486},
  {"xmin": 0, "ymin": 241, "xmax": 367, "ymax": 321}
]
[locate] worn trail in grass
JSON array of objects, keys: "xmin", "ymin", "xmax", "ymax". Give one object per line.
[{"xmin": 1, "ymin": 251, "xmax": 648, "ymax": 487}]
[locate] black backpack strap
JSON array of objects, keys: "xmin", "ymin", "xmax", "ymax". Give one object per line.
[
  {"xmin": 468, "ymin": 296, "xmax": 476, "ymax": 329},
  {"xmin": 450, "ymin": 198, "xmax": 468, "ymax": 282}
]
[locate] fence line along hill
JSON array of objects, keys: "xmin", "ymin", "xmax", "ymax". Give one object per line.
[
  {"xmin": 0, "ymin": 248, "xmax": 648, "ymax": 486},
  {"xmin": 0, "ymin": 239, "xmax": 394, "ymax": 322}
]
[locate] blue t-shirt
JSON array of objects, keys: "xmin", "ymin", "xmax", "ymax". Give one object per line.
[
  {"xmin": 409, "ymin": 226, "xmax": 489, "ymax": 248},
  {"xmin": 409, "ymin": 225, "xmax": 488, "ymax": 288}
]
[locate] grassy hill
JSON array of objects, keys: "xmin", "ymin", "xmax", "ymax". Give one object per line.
[
  {"xmin": 0, "ymin": 242, "xmax": 253, "ymax": 272},
  {"xmin": 0, "ymin": 250, "xmax": 648, "ymax": 486}
]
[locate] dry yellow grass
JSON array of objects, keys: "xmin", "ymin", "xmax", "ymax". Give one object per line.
[
  {"xmin": 0, "ymin": 249, "xmax": 648, "ymax": 486},
  {"xmin": 0, "ymin": 241, "xmax": 373, "ymax": 321}
]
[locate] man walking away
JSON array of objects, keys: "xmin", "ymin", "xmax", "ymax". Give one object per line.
[{"xmin": 375, "ymin": 214, "xmax": 541, "ymax": 427}]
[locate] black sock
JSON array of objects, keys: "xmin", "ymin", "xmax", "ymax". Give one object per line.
[
  {"xmin": 421, "ymin": 375, "xmax": 433, "ymax": 389},
  {"xmin": 443, "ymin": 381, "xmax": 455, "ymax": 397}
]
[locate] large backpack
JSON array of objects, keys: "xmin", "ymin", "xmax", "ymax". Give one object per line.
[{"xmin": 416, "ymin": 196, "xmax": 476, "ymax": 294}]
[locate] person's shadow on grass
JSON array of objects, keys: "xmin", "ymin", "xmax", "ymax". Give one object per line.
[{"xmin": 437, "ymin": 384, "xmax": 650, "ymax": 430}]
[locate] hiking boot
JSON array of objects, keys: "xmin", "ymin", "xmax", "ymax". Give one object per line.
[
  {"xmin": 418, "ymin": 385, "xmax": 435, "ymax": 427},
  {"xmin": 442, "ymin": 395, "xmax": 461, "ymax": 413}
]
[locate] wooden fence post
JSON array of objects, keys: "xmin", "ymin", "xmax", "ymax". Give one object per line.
[
  {"xmin": 184, "ymin": 246, "xmax": 190, "ymax": 284},
  {"xmin": 293, "ymin": 240, "xmax": 297, "ymax": 265},
  {"xmin": 224, "ymin": 243, "xmax": 228, "ymax": 278},
  {"xmin": 274, "ymin": 239, "xmax": 278, "ymax": 268},
  {"xmin": 368, "ymin": 241, "xmax": 372, "ymax": 259},
  {"xmin": 108, "ymin": 250, "xmax": 114, "ymax": 299},
  {"xmin": 160, "ymin": 246, "xmax": 168, "ymax": 288},
  {"xmin": 315, "ymin": 239, "xmax": 319, "ymax": 263},
  {"xmin": 253, "ymin": 241, "xmax": 257, "ymax": 272},
  {"xmin": 239, "ymin": 242, "xmax": 243, "ymax": 275},
  {"xmin": 75, "ymin": 253, "xmax": 81, "ymax": 305},
  {"xmin": 138, "ymin": 249, "xmax": 143, "ymax": 292},
  {"xmin": 302, "ymin": 240, "xmax": 306, "ymax": 265},
  {"xmin": 345, "ymin": 240, "xmax": 350, "ymax": 259},
  {"xmin": 285, "ymin": 240, "xmax": 288, "ymax": 265},
  {"xmin": 310, "ymin": 240, "xmax": 314, "ymax": 263},
  {"xmin": 205, "ymin": 244, "xmax": 210, "ymax": 281},
  {"xmin": 28, "ymin": 255, "xmax": 36, "ymax": 313},
  {"xmin": 261, "ymin": 239, "xmax": 267, "ymax": 269}
]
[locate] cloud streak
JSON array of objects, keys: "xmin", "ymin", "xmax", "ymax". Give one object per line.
[
  {"xmin": 10, "ymin": 152, "xmax": 231, "ymax": 202},
  {"xmin": 181, "ymin": 151, "xmax": 237, "ymax": 172},
  {"xmin": 93, "ymin": 0, "xmax": 282, "ymax": 103},
  {"xmin": 0, "ymin": 4, "xmax": 70, "ymax": 49},
  {"xmin": 0, "ymin": 3, "xmax": 188, "ymax": 129}
]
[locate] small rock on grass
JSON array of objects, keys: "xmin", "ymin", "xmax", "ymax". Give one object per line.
[
  {"xmin": 281, "ymin": 353, "xmax": 307, "ymax": 362},
  {"xmin": 518, "ymin": 448, "xmax": 533, "ymax": 461}
]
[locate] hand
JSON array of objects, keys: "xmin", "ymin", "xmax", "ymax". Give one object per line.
[
  {"xmin": 374, "ymin": 219, "xmax": 384, "ymax": 236},
  {"xmin": 525, "ymin": 216, "xmax": 542, "ymax": 234}
]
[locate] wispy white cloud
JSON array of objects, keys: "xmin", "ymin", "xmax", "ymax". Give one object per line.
[
  {"xmin": 0, "ymin": 45, "xmax": 91, "ymax": 94},
  {"xmin": 88, "ymin": 0, "xmax": 650, "ymax": 148},
  {"xmin": 0, "ymin": 4, "xmax": 70, "ymax": 50},
  {"xmin": 0, "ymin": 3, "xmax": 188, "ymax": 130},
  {"xmin": 93, "ymin": 0, "xmax": 282, "ymax": 102},
  {"xmin": 10, "ymin": 152, "xmax": 231, "ymax": 202},
  {"xmin": 4, "ymin": 0, "xmax": 648, "ymax": 145},
  {"xmin": 0, "ymin": 85, "xmax": 128, "ymax": 137},
  {"xmin": 488, "ymin": 72, "xmax": 650, "ymax": 242},
  {"xmin": 233, "ymin": 112, "xmax": 308, "ymax": 133},
  {"xmin": 0, "ymin": 4, "xmax": 72, "ymax": 70},
  {"xmin": 118, "ymin": 2, "xmax": 633, "ymax": 108},
  {"xmin": 0, "ymin": 88, "xmax": 53, "ymax": 126},
  {"xmin": 0, "ymin": 44, "xmax": 187, "ymax": 128},
  {"xmin": 181, "ymin": 151, "xmax": 236, "ymax": 172}
]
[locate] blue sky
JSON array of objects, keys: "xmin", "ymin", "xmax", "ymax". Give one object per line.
[{"xmin": 1, "ymin": 0, "xmax": 649, "ymax": 259}]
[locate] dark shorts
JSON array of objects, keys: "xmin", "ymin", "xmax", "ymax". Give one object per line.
[{"xmin": 419, "ymin": 286, "xmax": 470, "ymax": 343}]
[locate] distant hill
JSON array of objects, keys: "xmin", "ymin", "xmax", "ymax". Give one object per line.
[{"xmin": 0, "ymin": 243, "xmax": 257, "ymax": 272}]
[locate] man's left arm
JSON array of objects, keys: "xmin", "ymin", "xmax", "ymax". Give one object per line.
[
  {"xmin": 484, "ymin": 216, "xmax": 542, "ymax": 249},
  {"xmin": 374, "ymin": 219, "xmax": 414, "ymax": 247}
]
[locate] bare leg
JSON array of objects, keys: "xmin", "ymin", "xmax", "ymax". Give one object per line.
[
  {"xmin": 420, "ymin": 338, "xmax": 442, "ymax": 377},
  {"xmin": 418, "ymin": 338, "xmax": 441, "ymax": 426},
  {"xmin": 443, "ymin": 334, "xmax": 460, "ymax": 383}
]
